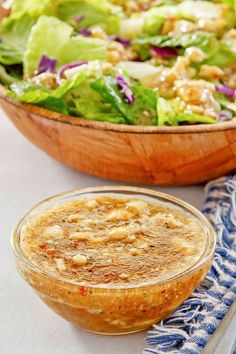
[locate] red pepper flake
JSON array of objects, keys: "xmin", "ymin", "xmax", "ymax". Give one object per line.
[
  {"xmin": 71, "ymin": 241, "xmax": 80, "ymax": 249},
  {"xmin": 45, "ymin": 250, "xmax": 56, "ymax": 256},
  {"xmin": 79, "ymin": 286, "xmax": 87, "ymax": 296},
  {"xmin": 39, "ymin": 244, "xmax": 46, "ymax": 250}
]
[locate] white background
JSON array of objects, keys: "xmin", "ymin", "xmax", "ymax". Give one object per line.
[{"xmin": 0, "ymin": 109, "xmax": 235, "ymax": 354}]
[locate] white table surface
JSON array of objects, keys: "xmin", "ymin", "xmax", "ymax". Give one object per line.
[{"xmin": 0, "ymin": 109, "xmax": 235, "ymax": 354}]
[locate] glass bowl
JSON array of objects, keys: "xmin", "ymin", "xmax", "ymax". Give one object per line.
[{"xmin": 12, "ymin": 186, "xmax": 216, "ymax": 335}]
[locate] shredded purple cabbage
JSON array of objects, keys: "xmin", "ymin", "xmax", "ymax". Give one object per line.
[
  {"xmin": 79, "ymin": 28, "xmax": 92, "ymax": 37},
  {"xmin": 116, "ymin": 75, "xmax": 135, "ymax": 105},
  {"xmin": 109, "ymin": 35, "xmax": 131, "ymax": 48},
  {"xmin": 58, "ymin": 61, "xmax": 88, "ymax": 79},
  {"xmin": 150, "ymin": 46, "xmax": 178, "ymax": 58},
  {"xmin": 75, "ymin": 14, "xmax": 84, "ymax": 22},
  {"xmin": 215, "ymin": 85, "xmax": 235, "ymax": 99},
  {"xmin": 218, "ymin": 110, "xmax": 233, "ymax": 121},
  {"xmin": 37, "ymin": 55, "xmax": 57, "ymax": 75}
]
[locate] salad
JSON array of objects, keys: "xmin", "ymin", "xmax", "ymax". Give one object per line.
[{"xmin": 1, "ymin": 0, "xmax": 236, "ymax": 126}]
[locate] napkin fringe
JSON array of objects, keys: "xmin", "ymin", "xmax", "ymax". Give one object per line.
[{"xmin": 144, "ymin": 176, "xmax": 236, "ymax": 354}]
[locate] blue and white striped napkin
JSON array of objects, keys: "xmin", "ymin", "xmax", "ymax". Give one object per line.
[{"xmin": 144, "ymin": 176, "xmax": 236, "ymax": 354}]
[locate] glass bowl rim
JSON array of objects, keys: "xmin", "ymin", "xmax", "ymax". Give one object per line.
[{"xmin": 11, "ymin": 186, "xmax": 216, "ymax": 290}]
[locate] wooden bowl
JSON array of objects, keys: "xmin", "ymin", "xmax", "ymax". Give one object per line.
[{"xmin": 1, "ymin": 84, "xmax": 236, "ymax": 185}]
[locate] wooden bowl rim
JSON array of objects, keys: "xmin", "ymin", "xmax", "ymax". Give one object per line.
[{"xmin": 1, "ymin": 84, "xmax": 236, "ymax": 135}]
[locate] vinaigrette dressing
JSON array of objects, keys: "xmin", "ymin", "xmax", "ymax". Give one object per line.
[
  {"xmin": 13, "ymin": 188, "xmax": 214, "ymax": 334},
  {"xmin": 22, "ymin": 196, "xmax": 206, "ymax": 286}
]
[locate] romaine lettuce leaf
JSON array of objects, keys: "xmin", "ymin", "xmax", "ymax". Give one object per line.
[
  {"xmin": 8, "ymin": 71, "xmax": 89, "ymax": 113},
  {"xmin": 66, "ymin": 81, "xmax": 126, "ymax": 123},
  {"xmin": 1, "ymin": 0, "xmax": 57, "ymax": 30},
  {"xmin": 205, "ymin": 40, "xmax": 236, "ymax": 68},
  {"xmin": 57, "ymin": 1, "xmax": 108, "ymax": 25},
  {"xmin": 90, "ymin": 76, "xmax": 133, "ymax": 123},
  {"xmin": 0, "ymin": 14, "xmax": 34, "ymax": 65},
  {"xmin": 154, "ymin": 1, "xmax": 235, "ymax": 26},
  {"xmin": 23, "ymin": 16, "xmax": 73, "ymax": 75},
  {"xmin": 157, "ymin": 97, "xmax": 216, "ymax": 125},
  {"xmin": 0, "ymin": 0, "xmax": 61, "ymax": 67},
  {"xmin": 119, "ymin": 7, "xmax": 164, "ymax": 39},
  {"xmin": 119, "ymin": 18, "xmax": 144, "ymax": 39},
  {"xmin": 8, "ymin": 73, "xmax": 126, "ymax": 123},
  {"xmin": 81, "ymin": 0, "xmax": 121, "ymax": 14},
  {"xmin": 9, "ymin": 81, "xmax": 68, "ymax": 113},
  {"xmin": 157, "ymin": 97, "xmax": 178, "ymax": 126},
  {"xmin": 124, "ymin": 0, "xmax": 235, "ymax": 39},
  {"xmin": 91, "ymin": 76, "xmax": 158, "ymax": 125},
  {"xmin": 8, "ymin": 0, "xmax": 56, "ymax": 17},
  {"xmin": 59, "ymin": 37, "xmax": 107, "ymax": 64},
  {"xmin": 58, "ymin": 71, "xmax": 125, "ymax": 123},
  {"xmin": 56, "ymin": 0, "xmax": 121, "ymax": 34},
  {"xmin": 133, "ymin": 32, "xmax": 219, "ymax": 61},
  {"xmin": 23, "ymin": 15, "xmax": 107, "ymax": 76},
  {"xmin": 131, "ymin": 84, "xmax": 158, "ymax": 125},
  {"xmin": 134, "ymin": 31, "xmax": 236, "ymax": 68},
  {"xmin": 142, "ymin": 10, "xmax": 165, "ymax": 36},
  {"xmin": 10, "ymin": 70, "xmax": 88, "ymax": 99},
  {"xmin": 53, "ymin": 72, "xmax": 88, "ymax": 98}
]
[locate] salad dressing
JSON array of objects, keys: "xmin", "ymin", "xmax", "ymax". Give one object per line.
[
  {"xmin": 22, "ymin": 196, "xmax": 206, "ymax": 286},
  {"xmin": 13, "ymin": 188, "xmax": 214, "ymax": 334}
]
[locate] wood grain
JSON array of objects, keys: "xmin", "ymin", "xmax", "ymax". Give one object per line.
[{"xmin": 1, "ymin": 86, "xmax": 236, "ymax": 185}]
